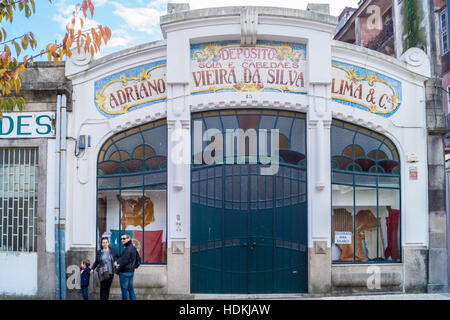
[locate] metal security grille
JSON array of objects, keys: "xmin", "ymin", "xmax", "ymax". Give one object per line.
[{"xmin": 0, "ymin": 148, "xmax": 38, "ymax": 252}]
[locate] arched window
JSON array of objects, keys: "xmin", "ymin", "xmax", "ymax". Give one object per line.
[
  {"xmin": 97, "ymin": 119, "xmax": 167, "ymax": 264},
  {"xmin": 331, "ymin": 120, "xmax": 401, "ymax": 264}
]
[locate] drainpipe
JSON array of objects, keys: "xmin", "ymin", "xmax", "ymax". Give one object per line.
[
  {"xmin": 54, "ymin": 94, "xmax": 67, "ymax": 300},
  {"xmin": 54, "ymin": 95, "xmax": 61, "ymax": 300},
  {"xmin": 60, "ymin": 94, "xmax": 67, "ymax": 300}
]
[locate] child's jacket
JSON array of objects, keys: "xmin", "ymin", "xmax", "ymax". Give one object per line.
[{"xmin": 80, "ymin": 267, "xmax": 91, "ymax": 287}]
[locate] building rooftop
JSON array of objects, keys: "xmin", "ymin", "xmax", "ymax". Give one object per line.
[{"xmin": 160, "ymin": 5, "xmax": 338, "ymax": 27}]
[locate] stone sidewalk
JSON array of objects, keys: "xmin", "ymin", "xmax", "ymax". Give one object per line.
[
  {"xmin": 308, "ymin": 293, "xmax": 450, "ymax": 300},
  {"xmin": 194, "ymin": 293, "xmax": 450, "ymax": 300}
]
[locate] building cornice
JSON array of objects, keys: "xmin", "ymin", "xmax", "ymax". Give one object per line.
[{"xmin": 160, "ymin": 6, "xmax": 338, "ymax": 38}]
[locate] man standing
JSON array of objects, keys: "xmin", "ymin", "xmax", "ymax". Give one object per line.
[{"xmin": 114, "ymin": 233, "xmax": 138, "ymax": 300}]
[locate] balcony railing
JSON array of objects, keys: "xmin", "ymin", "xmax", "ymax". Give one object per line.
[{"xmin": 366, "ymin": 18, "xmax": 394, "ymax": 51}]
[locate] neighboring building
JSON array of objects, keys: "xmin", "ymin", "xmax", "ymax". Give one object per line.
[
  {"xmin": 436, "ymin": 0, "xmax": 450, "ymax": 288},
  {"xmin": 436, "ymin": 1, "xmax": 450, "ymax": 157},
  {"xmin": 334, "ymin": 0, "xmax": 396, "ymax": 57},
  {"xmin": 0, "ymin": 62, "xmax": 70, "ymax": 298},
  {"xmin": 335, "ymin": 7, "xmax": 357, "ymax": 36},
  {"xmin": 336, "ymin": 0, "xmax": 449, "ymax": 292},
  {"xmin": 1, "ymin": 2, "xmax": 448, "ymax": 299}
]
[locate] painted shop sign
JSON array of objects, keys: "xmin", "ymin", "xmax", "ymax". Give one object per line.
[
  {"xmin": 332, "ymin": 61, "xmax": 402, "ymax": 117},
  {"xmin": 0, "ymin": 112, "xmax": 54, "ymax": 138},
  {"xmin": 190, "ymin": 41, "xmax": 307, "ymax": 95},
  {"xmin": 94, "ymin": 60, "xmax": 167, "ymax": 118}
]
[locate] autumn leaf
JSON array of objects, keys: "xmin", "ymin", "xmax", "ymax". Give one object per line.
[{"xmin": 0, "ymin": 0, "xmax": 111, "ymax": 115}]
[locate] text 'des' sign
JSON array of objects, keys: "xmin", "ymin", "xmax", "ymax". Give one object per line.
[{"xmin": 0, "ymin": 112, "xmax": 54, "ymax": 138}]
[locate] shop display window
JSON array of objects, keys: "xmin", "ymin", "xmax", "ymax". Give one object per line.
[
  {"xmin": 97, "ymin": 120, "xmax": 167, "ymax": 264},
  {"xmin": 331, "ymin": 120, "xmax": 401, "ymax": 264}
]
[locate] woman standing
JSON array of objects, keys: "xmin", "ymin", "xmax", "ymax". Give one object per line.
[{"xmin": 91, "ymin": 237, "xmax": 119, "ymax": 300}]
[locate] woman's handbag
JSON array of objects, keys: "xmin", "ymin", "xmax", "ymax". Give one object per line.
[{"xmin": 98, "ymin": 264, "xmax": 110, "ymax": 282}]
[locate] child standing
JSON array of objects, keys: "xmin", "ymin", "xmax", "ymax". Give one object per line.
[{"xmin": 80, "ymin": 259, "xmax": 91, "ymax": 300}]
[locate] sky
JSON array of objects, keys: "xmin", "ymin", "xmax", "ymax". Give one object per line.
[{"xmin": 4, "ymin": 0, "xmax": 360, "ymax": 61}]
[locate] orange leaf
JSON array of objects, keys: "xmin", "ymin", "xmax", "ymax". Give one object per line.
[
  {"xmin": 82, "ymin": 0, "xmax": 88, "ymax": 18},
  {"xmin": 85, "ymin": 36, "xmax": 91, "ymax": 50},
  {"xmin": 89, "ymin": 2, "xmax": 94, "ymax": 17},
  {"xmin": 105, "ymin": 27, "xmax": 112, "ymax": 40}
]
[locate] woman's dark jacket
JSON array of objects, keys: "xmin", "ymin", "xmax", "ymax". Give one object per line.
[
  {"xmin": 116, "ymin": 241, "xmax": 138, "ymax": 273},
  {"xmin": 91, "ymin": 247, "xmax": 119, "ymax": 271}
]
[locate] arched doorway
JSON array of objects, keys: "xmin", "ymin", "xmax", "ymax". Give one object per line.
[
  {"xmin": 191, "ymin": 110, "xmax": 308, "ymax": 293},
  {"xmin": 96, "ymin": 119, "xmax": 168, "ymax": 264}
]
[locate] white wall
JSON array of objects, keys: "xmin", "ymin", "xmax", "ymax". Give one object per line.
[
  {"xmin": 0, "ymin": 252, "xmax": 37, "ymax": 296},
  {"xmin": 46, "ymin": 138, "xmax": 56, "ymax": 253}
]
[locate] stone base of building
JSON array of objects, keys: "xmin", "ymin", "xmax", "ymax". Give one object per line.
[
  {"xmin": 403, "ymin": 246, "xmax": 428, "ymax": 293},
  {"xmin": 37, "ymin": 251, "xmax": 56, "ymax": 300},
  {"xmin": 427, "ymin": 284, "xmax": 450, "ymax": 293},
  {"xmin": 331, "ymin": 264, "xmax": 403, "ymax": 294},
  {"xmin": 65, "ymin": 247, "xmax": 192, "ymax": 300},
  {"xmin": 63, "ymin": 244, "xmax": 433, "ymax": 299},
  {"xmin": 91, "ymin": 288, "xmax": 194, "ymax": 300},
  {"xmin": 308, "ymin": 246, "xmax": 332, "ymax": 294}
]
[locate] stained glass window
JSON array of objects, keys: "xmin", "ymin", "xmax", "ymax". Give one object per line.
[
  {"xmin": 331, "ymin": 120, "xmax": 401, "ymax": 264},
  {"xmin": 97, "ymin": 120, "xmax": 167, "ymax": 264}
]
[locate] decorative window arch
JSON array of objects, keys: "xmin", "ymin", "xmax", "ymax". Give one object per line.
[
  {"xmin": 191, "ymin": 109, "xmax": 307, "ymax": 168},
  {"xmin": 97, "ymin": 119, "xmax": 167, "ymax": 264},
  {"xmin": 331, "ymin": 120, "xmax": 401, "ymax": 264}
]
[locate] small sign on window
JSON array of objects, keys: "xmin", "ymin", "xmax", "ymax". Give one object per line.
[{"xmin": 335, "ymin": 232, "xmax": 352, "ymax": 245}]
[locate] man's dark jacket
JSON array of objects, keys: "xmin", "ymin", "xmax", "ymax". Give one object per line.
[
  {"xmin": 91, "ymin": 247, "xmax": 120, "ymax": 271},
  {"xmin": 116, "ymin": 241, "xmax": 137, "ymax": 273}
]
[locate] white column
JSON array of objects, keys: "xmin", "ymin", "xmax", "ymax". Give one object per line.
[
  {"xmin": 306, "ymin": 29, "xmax": 333, "ymax": 293},
  {"xmin": 307, "ymin": 83, "xmax": 332, "ymax": 294},
  {"xmin": 166, "ymin": 30, "xmax": 191, "ymax": 294},
  {"xmin": 307, "ymin": 84, "xmax": 332, "ymax": 248}
]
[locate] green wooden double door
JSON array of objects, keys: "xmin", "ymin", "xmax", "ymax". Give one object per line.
[{"xmin": 191, "ymin": 164, "xmax": 308, "ymax": 294}]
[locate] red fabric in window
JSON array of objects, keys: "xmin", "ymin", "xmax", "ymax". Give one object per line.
[
  {"xmin": 132, "ymin": 230, "xmax": 163, "ymax": 263},
  {"xmin": 384, "ymin": 206, "xmax": 400, "ymax": 261}
]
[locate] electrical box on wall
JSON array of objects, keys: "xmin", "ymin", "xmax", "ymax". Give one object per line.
[{"xmin": 78, "ymin": 135, "xmax": 91, "ymax": 149}]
